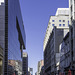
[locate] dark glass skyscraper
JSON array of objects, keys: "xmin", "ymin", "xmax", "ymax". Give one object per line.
[
  {"xmin": 0, "ymin": 0, "xmax": 26, "ymax": 75},
  {"xmin": 23, "ymin": 52, "xmax": 28, "ymax": 75}
]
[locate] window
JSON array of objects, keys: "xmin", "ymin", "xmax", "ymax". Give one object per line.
[
  {"xmin": 68, "ymin": 21, "xmax": 69, "ymax": 26},
  {"xmin": 63, "ymin": 24, "xmax": 65, "ymax": 26},
  {"xmin": 52, "ymin": 20, "xmax": 55, "ymax": 22},
  {"xmin": 63, "ymin": 20, "xmax": 65, "ymax": 22},
  {"xmin": 59, "ymin": 24, "xmax": 61, "ymax": 26},
  {"xmin": 59, "ymin": 20, "xmax": 61, "ymax": 22},
  {"xmin": 52, "ymin": 24, "xmax": 55, "ymax": 26}
]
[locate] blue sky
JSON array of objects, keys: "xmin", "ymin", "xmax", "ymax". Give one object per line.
[{"xmin": 19, "ymin": 0, "xmax": 69, "ymax": 75}]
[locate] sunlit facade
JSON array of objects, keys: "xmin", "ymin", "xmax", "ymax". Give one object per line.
[
  {"xmin": 43, "ymin": 8, "xmax": 69, "ymax": 51},
  {"xmin": 69, "ymin": 0, "xmax": 75, "ymax": 24},
  {"xmin": 60, "ymin": 32, "xmax": 70, "ymax": 74},
  {"xmin": 37, "ymin": 60, "xmax": 44, "ymax": 75},
  {"xmin": 44, "ymin": 8, "xmax": 69, "ymax": 75}
]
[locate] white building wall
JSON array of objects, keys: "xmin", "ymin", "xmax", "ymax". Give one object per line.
[
  {"xmin": 44, "ymin": 8, "xmax": 69, "ymax": 51},
  {"xmin": 56, "ymin": 8, "xmax": 69, "ymax": 16},
  {"xmin": 69, "ymin": 0, "xmax": 75, "ymax": 24}
]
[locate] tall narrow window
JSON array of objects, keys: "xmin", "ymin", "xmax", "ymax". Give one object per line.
[
  {"xmin": 63, "ymin": 24, "xmax": 65, "ymax": 26},
  {"xmin": 59, "ymin": 24, "xmax": 61, "ymax": 26},
  {"xmin": 63, "ymin": 20, "xmax": 65, "ymax": 22},
  {"xmin": 52, "ymin": 20, "xmax": 55, "ymax": 22},
  {"xmin": 52, "ymin": 24, "xmax": 55, "ymax": 26}
]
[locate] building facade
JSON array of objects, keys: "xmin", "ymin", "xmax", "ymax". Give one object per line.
[
  {"xmin": 15, "ymin": 60, "xmax": 22, "ymax": 75},
  {"xmin": 0, "ymin": 1, "xmax": 5, "ymax": 75},
  {"xmin": 28, "ymin": 67, "xmax": 33, "ymax": 75},
  {"xmin": 28, "ymin": 71, "xmax": 31, "ymax": 75},
  {"xmin": 60, "ymin": 32, "xmax": 70, "ymax": 75},
  {"xmin": 59, "ymin": 21, "xmax": 75, "ymax": 75},
  {"xmin": 23, "ymin": 52, "xmax": 28, "ymax": 75},
  {"xmin": 37, "ymin": 60, "xmax": 44, "ymax": 75},
  {"xmin": 44, "ymin": 8, "xmax": 69, "ymax": 75},
  {"xmin": 0, "ymin": 0, "xmax": 26, "ymax": 75},
  {"xmin": 40, "ymin": 66, "xmax": 44, "ymax": 75},
  {"xmin": 43, "ymin": 8, "xmax": 69, "ymax": 50},
  {"xmin": 35, "ymin": 72, "xmax": 37, "ymax": 75},
  {"xmin": 44, "ymin": 26, "xmax": 67, "ymax": 75},
  {"xmin": 69, "ymin": 20, "xmax": 75, "ymax": 74},
  {"xmin": 0, "ymin": 45, "xmax": 3, "ymax": 75},
  {"xmin": 8, "ymin": 60, "xmax": 16, "ymax": 75},
  {"xmin": 8, "ymin": 60, "xmax": 22, "ymax": 75}
]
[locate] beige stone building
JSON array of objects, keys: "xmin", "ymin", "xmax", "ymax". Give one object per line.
[
  {"xmin": 44, "ymin": 8, "xmax": 69, "ymax": 51},
  {"xmin": 37, "ymin": 60, "xmax": 44, "ymax": 75}
]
